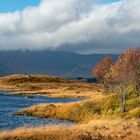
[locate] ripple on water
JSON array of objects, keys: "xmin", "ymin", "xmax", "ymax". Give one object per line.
[{"xmin": 0, "ymin": 92, "xmax": 83, "ymax": 130}]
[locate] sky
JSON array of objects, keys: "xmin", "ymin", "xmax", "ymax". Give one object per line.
[
  {"xmin": 0, "ymin": 0, "xmax": 139, "ymax": 54},
  {"xmin": 0, "ymin": 0, "xmax": 119, "ymax": 12},
  {"xmin": 0, "ymin": 0, "xmax": 40, "ymax": 12}
]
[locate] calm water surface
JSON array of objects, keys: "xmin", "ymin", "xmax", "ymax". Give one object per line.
[{"xmin": 0, "ymin": 92, "xmax": 83, "ymax": 130}]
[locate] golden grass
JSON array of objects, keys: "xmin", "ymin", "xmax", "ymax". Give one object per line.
[
  {"xmin": 0, "ymin": 74, "xmax": 103, "ymax": 98},
  {"xmin": 126, "ymin": 107, "xmax": 140, "ymax": 119},
  {"xmin": 0, "ymin": 74, "xmax": 71, "ymax": 84},
  {"xmin": 1, "ymin": 74, "xmax": 139, "ymax": 122},
  {"xmin": 0, "ymin": 74, "xmax": 140, "ymax": 140},
  {"xmin": 0, "ymin": 119, "xmax": 140, "ymax": 140},
  {"xmin": 15, "ymin": 95, "xmax": 117, "ymax": 122},
  {"xmin": 15, "ymin": 93, "xmax": 140, "ymax": 123}
]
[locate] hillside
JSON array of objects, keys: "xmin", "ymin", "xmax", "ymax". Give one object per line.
[{"xmin": 0, "ymin": 50, "xmax": 118, "ymax": 77}]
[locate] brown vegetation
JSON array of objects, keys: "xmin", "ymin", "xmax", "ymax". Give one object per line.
[
  {"xmin": 0, "ymin": 74, "xmax": 103, "ymax": 98},
  {"xmin": 0, "ymin": 119, "xmax": 140, "ymax": 140},
  {"xmin": 15, "ymin": 93, "xmax": 140, "ymax": 123}
]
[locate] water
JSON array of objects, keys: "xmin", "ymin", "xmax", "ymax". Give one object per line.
[{"xmin": 0, "ymin": 92, "xmax": 83, "ymax": 130}]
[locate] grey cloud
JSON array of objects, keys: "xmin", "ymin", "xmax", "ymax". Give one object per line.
[{"xmin": 0, "ymin": 0, "xmax": 139, "ymax": 53}]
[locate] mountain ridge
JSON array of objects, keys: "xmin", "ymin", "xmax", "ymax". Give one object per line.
[{"xmin": 0, "ymin": 50, "xmax": 118, "ymax": 78}]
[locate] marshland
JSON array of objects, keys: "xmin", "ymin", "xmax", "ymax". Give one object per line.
[{"xmin": 0, "ymin": 48, "xmax": 140, "ymax": 140}]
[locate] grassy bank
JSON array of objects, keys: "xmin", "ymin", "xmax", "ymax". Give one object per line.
[
  {"xmin": 16, "ymin": 94, "xmax": 140, "ymax": 122},
  {"xmin": 0, "ymin": 74, "xmax": 140, "ymax": 140},
  {"xmin": 0, "ymin": 119, "xmax": 139, "ymax": 140},
  {"xmin": 1, "ymin": 74, "xmax": 139, "ymax": 121}
]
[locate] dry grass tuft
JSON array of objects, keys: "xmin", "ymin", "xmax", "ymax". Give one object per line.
[{"xmin": 0, "ymin": 119, "xmax": 140, "ymax": 140}]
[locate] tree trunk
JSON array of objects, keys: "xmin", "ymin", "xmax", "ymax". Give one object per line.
[
  {"xmin": 122, "ymin": 88, "xmax": 126, "ymax": 112},
  {"xmin": 119, "ymin": 84, "xmax": 126, "ymax": 115},
  {"xmin": 136, "ymin": 82, "xmax": 140, "ymax": 98}
]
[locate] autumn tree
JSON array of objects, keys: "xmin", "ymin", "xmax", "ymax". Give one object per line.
[
  {"xmin": 92, "ymin": 48, "xmax": 140, "ymax": 114},
  {"xmin": 112, "ymin": 55, "xmax": 130, "ymax": 113},
  {"xmin": 125, "ymin": 48, "xmax": 140, "ymax": 97},
  {"xmin": 112, "ymin": 48, "xmax": 140, "ymax": 113},
  {"xmin": 92, "ymin": 56, "xmax": 114, "ymax": 92}
]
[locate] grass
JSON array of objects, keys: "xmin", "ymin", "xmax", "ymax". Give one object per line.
[
  {"xmin": 0, "ymin": 74, "xmax": 139, "ymax": 121},
  {"xmin": 126, "ymin": 107, "xmax": 140, "ymax": 119},
  {"xmin": 1, "ymin": 74, "xmax": 71, "ymax": 84},
  {"xmin": 0, "ymin": 74, "xmax": 102, "ymax": 98},
  {"xmin": 0, "ymin": 119, "xmax": 140, "ymax": 140},
  {"xmin": 15, "ymin": 92, "xmax": 140, "ymax": 122},
  {"xmin": 0, "ymin": 74, "xmax": 140, "ymax": 139}
]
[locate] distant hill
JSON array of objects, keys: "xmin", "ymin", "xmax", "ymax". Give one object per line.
[
  {"xmin": 0, "ymin": 64, "xmax": 12, "ymax": 76},
  {"xmin": 0, "ymin": 50, "xmax": 118, "ymax": 78}
]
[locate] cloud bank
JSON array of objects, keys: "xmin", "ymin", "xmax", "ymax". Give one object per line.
[{"xmin": 0, "ymin": 0, "xmax": 140, "ymax": 54}]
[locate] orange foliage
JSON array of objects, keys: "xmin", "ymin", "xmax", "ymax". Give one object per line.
[
  {"xmin": 92, "ymin": 56, "xmax": 114, "ymax": 82},
  {"xmin": 112, "ymin": 48, "xmax": 140, "ymax": 86}
]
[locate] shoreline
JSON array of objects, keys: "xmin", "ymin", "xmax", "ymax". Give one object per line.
[{"xmin": 0, "ymin": 74, "xmax": 139, "ymax": 140}]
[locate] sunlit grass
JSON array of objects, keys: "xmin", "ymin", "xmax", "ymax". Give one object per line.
[
  {"xmin": 0, "ymin": 119, "xmax": 139, "ymax": 140},
  {"xmin": 0, "ymin": 74, "xmax": 140, "ymax": 140}
]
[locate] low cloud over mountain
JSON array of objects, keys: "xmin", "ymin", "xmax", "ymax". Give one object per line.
[
  {"xmin": 0, "ymin": 0, "xmax": 140, "ymax": 53},
  {"xmin": 0, "ymin": 50, "xmax": 118, "ymax": 77}
]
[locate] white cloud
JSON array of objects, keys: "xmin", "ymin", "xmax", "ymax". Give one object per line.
[{"xmin": 0, "ymin": 0, "xmax": 140, "ymax": 53}]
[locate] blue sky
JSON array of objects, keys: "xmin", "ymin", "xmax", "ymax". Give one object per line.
[
  {"xmin": 0, "ymin": 0, "xmax": 40, "ymax": 12},
  {"xmin": 0, "ymin": 0, "xmax": 120, "ymax": 13}
]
